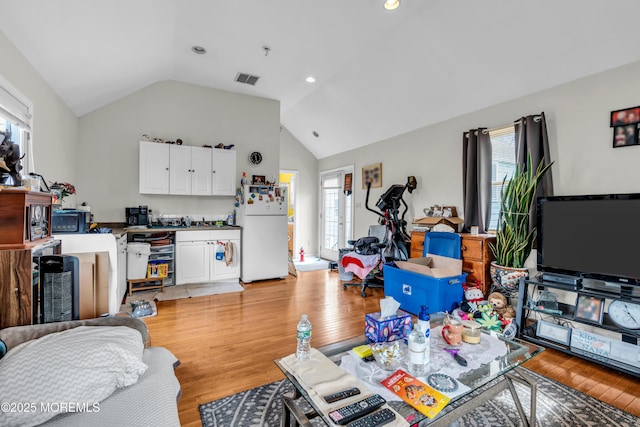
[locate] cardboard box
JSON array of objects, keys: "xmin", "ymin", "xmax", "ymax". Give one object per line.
[
  {"xmin": 412, "ymin": 216, "xmax": 465, "ymax": 232},
  {"xmin": 413, "ymin": 206, "xmax": 464, "ymax": 232},
  {"xmin": 383, "ymin": 254, "xmax": 466, "ymax": 315},
  {"xmin": 394, "ymin": 255, "xmax": 462, "ymax": 278},
  {"xmin": 365, "ymin": 310, "xmax": 412, "ymax": 343},
  {"xmin": 68, "ymin": 252, "xmax": 109, "ymax": 319}
]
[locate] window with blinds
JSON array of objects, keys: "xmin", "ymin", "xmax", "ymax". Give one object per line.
[
  {"xmin": 488, "ymin": 125, "xmax": 516, "ymax": 230},
  {"xmin": 0, "ymin": 74, "xmax": 33, "ymax": 183}
]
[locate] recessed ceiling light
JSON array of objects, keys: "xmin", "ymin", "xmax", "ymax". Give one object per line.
[
  {"xmin": 191, "ymin": 46, "xmax": 207, "ymax": 55},
  {"xmin": 383, "ymin": 0, "xmax": 400, "ymax": 11},
  {"xmin": 305, "ymin": 76, "xmax": 316, "ymax": 83}
]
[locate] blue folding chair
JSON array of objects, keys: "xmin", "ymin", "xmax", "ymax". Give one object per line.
[{"xmin": 423, "ymin": 232, "xmax": 461, "ymax": 259}]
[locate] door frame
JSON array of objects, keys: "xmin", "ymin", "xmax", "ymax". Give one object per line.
[
  {"xmin": 319, "ymin": 165, "xmax": 354, "ymax": 261},
  {"xmin": 280, "ymin": 169, "xmax": 298, "ymax": 259}
]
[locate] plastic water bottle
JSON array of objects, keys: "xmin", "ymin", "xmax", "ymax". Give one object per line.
[
  {"xmin": 296, "ymin": 314, "xmax": 312, "ymax": 361},
  {"xmin": 408, "ymin": 322, "xmax": 426, "ymax": 376},
  {"xmin": 418, "ymin": 305, "xmax": 431, "ymax": 365}
]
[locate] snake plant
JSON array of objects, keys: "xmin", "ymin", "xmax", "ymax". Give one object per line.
[{"xmin": 489, "ymin": 155, "xmax": 553, "ymax": 268}]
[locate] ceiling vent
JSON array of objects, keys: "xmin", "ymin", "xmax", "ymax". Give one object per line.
[{"xmin": 235, "ymin": 72, "xmax": 260, "ymax": 86}]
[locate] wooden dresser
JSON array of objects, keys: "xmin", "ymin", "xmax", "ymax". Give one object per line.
[
  {"xmin": 409, "ymin": 231, "xmax": 496, "ymax": 296},
  {"xmin": 459, "ymin": 233, "xmax": 496, "ymax": 296}
]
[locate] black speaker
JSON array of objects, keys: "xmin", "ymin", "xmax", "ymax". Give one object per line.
[{"xmin": 37, "ymin": 255, "xmax": 79, "ymax": 323}]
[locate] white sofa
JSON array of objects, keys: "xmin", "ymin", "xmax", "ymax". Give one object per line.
[{"xmin": 0, "ymin": 317, "xmax": 181, "ymax": 426}]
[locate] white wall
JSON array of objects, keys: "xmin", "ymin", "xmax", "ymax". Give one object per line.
[
  {"xmin": 0, "ymin": 30, "xmax": 78, "ymax": 186},
  {"xmin": 279, "ymin": 126, "xmax": 319, "ymax": 256},
  {"xmin": 319, "ymin": 60, "xmax": 640, "ymax": 239},
  {"xmin": 77, "ymin": 80, "xmax": 281, "ymax": 221}
]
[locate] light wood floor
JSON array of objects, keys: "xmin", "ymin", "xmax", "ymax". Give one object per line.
[{"xmin": 142, "ymin": 269, "xmax": 640, "ymax": 426}]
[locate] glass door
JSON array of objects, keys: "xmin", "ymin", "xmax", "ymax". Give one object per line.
[{"xmin": 320, "ymin": 168, "xmax": 353, "ymax": 261}]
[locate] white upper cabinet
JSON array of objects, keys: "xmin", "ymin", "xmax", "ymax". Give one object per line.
[
  {"xmin": 212, "ymin": 149, "xmax": 236, "ymax": 196},
  {"xmin": 169, "ymin": 144, "xmax": 192, "ymax": 195},
  {"xmin": 191, "ymin": 147, "xmax": 214, "ymax": 196},
  {"xmin": 139, "ymin": 142, "xmax": 236, "ymax": 196},
  {"xmin": 139, "ymin": 141, "xmax": 170, "ymax": 194}
]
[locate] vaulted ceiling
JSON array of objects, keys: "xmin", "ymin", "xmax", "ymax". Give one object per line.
[{"xmin": 2, "ymin": 0, "xmax": 640, "ymax": 159}]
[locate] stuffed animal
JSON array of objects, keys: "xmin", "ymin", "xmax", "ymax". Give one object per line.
[
  {"xmin": 488, "ymin": 292, "xmax": 516, "ymax": 319},
  {"xmin": 463, "ymin": 283, "xmax": 485, "ymax": 304}
]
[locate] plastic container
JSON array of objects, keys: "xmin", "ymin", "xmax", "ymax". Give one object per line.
[
  {"xmin": 127, "ymin": 242, "xmax": 151, "ymax": 279},
  {"xmin": 338, "ymin": 248, "xmax": 354, "ymax": 281},
  {"xmin": 296, "ymin": 314, "xmax": 312, "ymax": 361},
  {"xmin": 383, "ymin": 262, "xmax": 466, "ymax": 315}
]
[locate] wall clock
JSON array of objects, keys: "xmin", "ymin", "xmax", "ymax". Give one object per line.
[
  {"xmin": 608, "ymin": 300, "xmax": 640, "ymax": 330},
  {"xmin": 248, "ymin": 151, "xmax": 263, "ymax": 165}
]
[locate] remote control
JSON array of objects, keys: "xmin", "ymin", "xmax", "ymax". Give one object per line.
[
  {"xmin": 328, "ymin": 394, "xmax": 386, "ymax": 425},
  {"xmin": 323, "ymin": 387, "xmax": 361, "ymax": 403},
  {"xmin": 346, "ymin": 408, "xmax": 396, "ymax": 427}
]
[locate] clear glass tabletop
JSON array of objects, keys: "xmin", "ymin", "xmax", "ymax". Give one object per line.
[{"xmin": 275, "ymin": 313, "xmax": 544, "ymax": 426}]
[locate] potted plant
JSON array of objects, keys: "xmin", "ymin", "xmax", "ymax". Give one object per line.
[{"xmin": 489, "ymin": 155, "xmax": 553, "ymax": 292}]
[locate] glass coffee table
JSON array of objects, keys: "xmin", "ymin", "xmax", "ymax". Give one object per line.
[{"xmin": 274, "ymin": 315, "xmax": 543, "ymax": 427}]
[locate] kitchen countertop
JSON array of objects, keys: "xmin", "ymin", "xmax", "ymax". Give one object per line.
[
  {"xmin": 124, "ymin": 225, "xmax": 241, "ymax": 233},
  {"xmin": 96, "ymin": 224, "xmax": 241, "ymax": 238}
]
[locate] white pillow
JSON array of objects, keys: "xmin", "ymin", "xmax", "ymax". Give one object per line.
[{"xmin": 0, "ymin": 326, "xmax": 148, "ymax": 427}]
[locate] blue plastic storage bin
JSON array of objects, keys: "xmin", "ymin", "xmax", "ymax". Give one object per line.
[{"xmin": 383, "ymin": 262, "xmax": 466, "ymax": 315}]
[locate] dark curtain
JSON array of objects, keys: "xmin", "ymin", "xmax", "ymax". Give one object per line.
[
  {"xmin": 462, "ymin": 128, "xmax": 492, "ymax": 233},
  {"xmin": 514, "ymin": 112, "xmax": 554, "ymax": 233}
]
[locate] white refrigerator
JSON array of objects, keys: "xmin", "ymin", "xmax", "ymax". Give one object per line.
[{"xmin": 236, "ymin": 185, "xmax": 289, "ymax": 282}]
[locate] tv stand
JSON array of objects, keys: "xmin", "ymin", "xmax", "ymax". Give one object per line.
[{"xmin": 516, "ymin": 277, "xmax": 640, "ymax": 378}]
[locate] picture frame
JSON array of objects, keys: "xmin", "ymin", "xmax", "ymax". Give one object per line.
[
  {"xmin": 612, "ymin": 123, "xmax": 639, "ymax": 148},
  {"xmin": 574, "ymin": 294, "xmax": 605, "ymax": 325},
  {"xmin": 362, "ymin": 163, "xmax": 382, "ymax": 189},
  {"xmin": 536, "ymin": 320, "xmax": 572, "ymax": 346},
  {"xmin": 252, "ymin": 175, "xmax": 266, "ymax": 185},
  {"xmin": 610, "ymin": 106, "xmax": 640, "ymax": 127},
  {"xmin": 343, "ymin": 172, "xmax": 353, "ymax": 195}
]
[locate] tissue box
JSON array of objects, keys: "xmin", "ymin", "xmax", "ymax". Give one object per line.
[{"xmin": 365, "ymin": 310, "xmax": 412, "ymax": 343}]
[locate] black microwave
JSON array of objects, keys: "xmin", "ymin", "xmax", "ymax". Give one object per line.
[{"xmin": 52, "ymin": 210, "xmax": 88, "ymax": 234}]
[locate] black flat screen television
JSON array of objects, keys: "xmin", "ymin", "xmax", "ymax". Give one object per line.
[{"xmin": 537, "ymin": 193, "xmax": 640, "ymax": 286}]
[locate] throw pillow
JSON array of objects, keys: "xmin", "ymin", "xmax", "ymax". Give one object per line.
[{"xmin": 0, "ymin": 326, "xmax": 147, "ymax": 427}]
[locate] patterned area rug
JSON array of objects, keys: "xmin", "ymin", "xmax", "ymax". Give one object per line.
[{"xmin": 199, "ymin": 368, "xmax": 639, "ymax": 427}]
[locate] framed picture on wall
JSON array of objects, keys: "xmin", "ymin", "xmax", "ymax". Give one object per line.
[
  {"xmin": 362, "ymin": 163, "xmax": 382, "ymax": 189},
  {"xmin": 610, "ymin": 106, "xmax": 640, "ymax": 127},
  {"xmin": 252, "ymin": 175, "xmax": 266, "ymax": 185},
  {"xmin": 613, "ymin": 123, "xmax": 640, "ymax": 148},
  {"xmin": 344, "ymin": 173, "xmax": 353, "ymax": 195}
]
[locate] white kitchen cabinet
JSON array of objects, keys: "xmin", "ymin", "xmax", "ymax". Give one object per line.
[
  {"xmin": 168, "ymin": 144, "xmax": 191, "ymax": 195},
  {"xmin": 212, "ymin": 149, "xmax": 236, "ymax": 196},
  {"xmin": 139, "ymin": 141, "xmax": 170, "ymax": 194},
  {"xmin": 140, "ymin": 142, "xmax": 235, "ymax": 196},
  {"xmin": 169, "ymin": 145, "xmax": 213, "ymax": 196},
  {"xmin": 175, "ymin": 229, "xmax": 241, "ymax": 285},
  {"xmin": 192, "ymin": 147, "xmax": 214, "ymax": 195}
]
